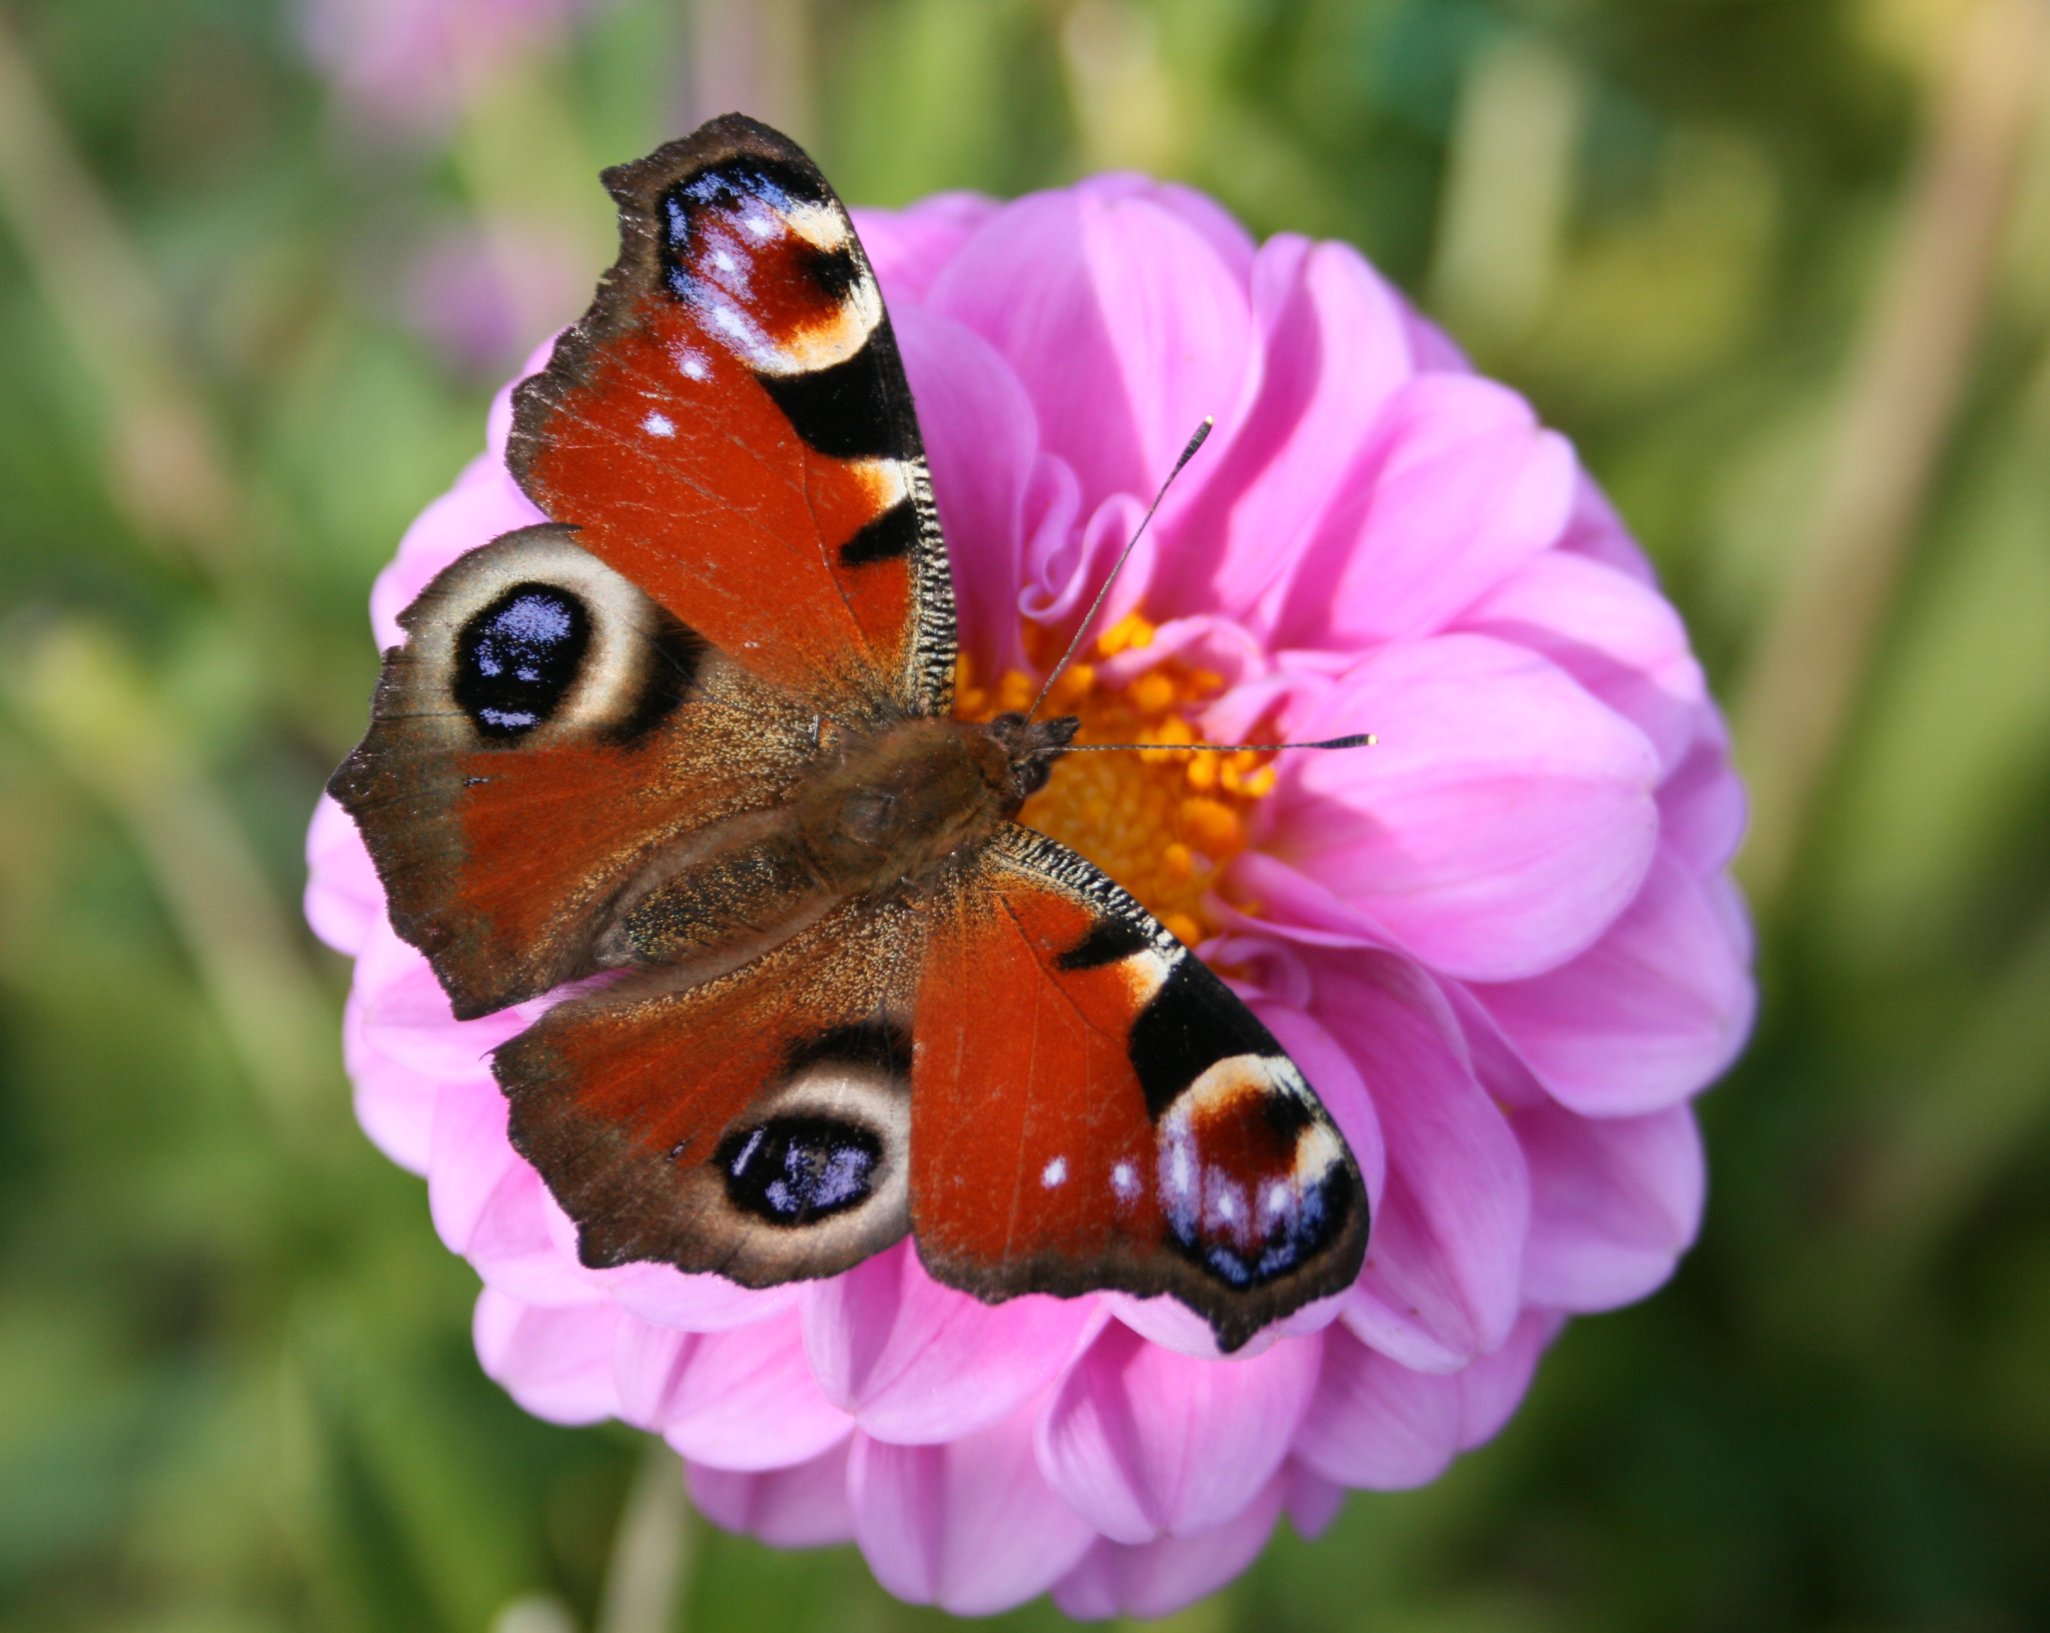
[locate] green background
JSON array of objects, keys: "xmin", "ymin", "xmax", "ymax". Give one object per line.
[{"xmin": 3, "ymin": 0, "xmax": 2048, "ymax": 1628}]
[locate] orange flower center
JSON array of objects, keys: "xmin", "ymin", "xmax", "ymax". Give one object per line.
[{"xmin": 954, "ymin": 613, "xmax": 1280, "ymax": 948}]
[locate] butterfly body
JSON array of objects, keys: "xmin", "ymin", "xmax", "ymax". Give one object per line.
[{"xmin": 332, "ymin": 114, "xmax": 1370, "ymax": 1352}]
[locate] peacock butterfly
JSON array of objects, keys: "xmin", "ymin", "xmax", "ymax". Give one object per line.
[{"xmin": 329, "ymin": 113, "xmax": 1369, "ymax": 1352}]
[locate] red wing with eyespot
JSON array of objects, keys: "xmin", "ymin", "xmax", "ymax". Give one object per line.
[
  {"xmin": 509, "ymin": 113, "xmax": 956, "ymax": 721},
  {"xmin": 327, "ymin": 524, "xmax": 823, "ymax": 1018},
  {"xmin": 493, "ymin": 897, "xmax": 922, "ymax": 1285},
  {"xmin": 909, "ymin": 827, "xmax": 1370, "ymax": 1353}
]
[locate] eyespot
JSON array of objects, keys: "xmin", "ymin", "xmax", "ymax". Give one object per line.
[
  {"xmin": 715, "ymin": 1115, "xmax": 884, "ymax": 1225},
  {"xmin": 405, "ymin": 525, "xmax": 701, "ymax": 747},
  {"xmin": 452, "ymin": 583, "xmax": 592, "ymax": 739}
]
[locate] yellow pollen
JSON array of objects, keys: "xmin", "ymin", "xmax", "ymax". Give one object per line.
[{"xmin": 954, "ymin": 625, "xmax": 1286, "ymax": 948}]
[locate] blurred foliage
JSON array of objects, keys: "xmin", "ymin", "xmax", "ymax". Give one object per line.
[{"xmin": 2, "ymin": 0, "xmax": 2048, "ymax": 1630}]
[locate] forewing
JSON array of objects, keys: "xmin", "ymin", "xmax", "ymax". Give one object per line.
[
  {"xmin": 327, "ymin": 524, "xmax": 818, "ymax": 1019},
  {"xmin": 510, "ymin": 113, "xmax": 956, "ymax": 721},
  {"xmin": 495, "ymin": 897, "xmax": 921, "ymax": 1284},
  {"xmin": 910, "ymin": 827, "xmax": 1370, "ymax": 1352}
]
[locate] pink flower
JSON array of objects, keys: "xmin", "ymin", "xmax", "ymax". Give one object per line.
[{"xmin": 307, "ymin": 172, "xmax": 1753, "ymax": 1618}]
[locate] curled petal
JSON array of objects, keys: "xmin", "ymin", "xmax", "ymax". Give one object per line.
[
  {"xmin": 1164, "ymin": 234, "xmax": 1418, "ymax": 619},
  {"xmin": 687, "ymin": 1440, "xmax": 855, "ymax": 1548},
  {"xmin": 1267, "ymin": 634, "xmax": 1661, "ymax": 981},
  {"xmin": 1052, "ymin": 1475, "xmax": 1286, "ymax": 1621},
  {"xmin": 474, "ymin": 1290, "xmax": 618, "ymax": 1426},
  {"xmin": 802, "ymin": 1243, "xmax": 1091, "ymax": 1445},
  {"xmin": 1036, "ymin": 1319, "xmax": 1322, "ymax": 1543},
  {"xmin": 850, "ymin": 1408, "xmax": 1097, "ymax": 1616}
]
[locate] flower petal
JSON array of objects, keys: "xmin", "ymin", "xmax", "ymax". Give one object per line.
[
  {"xmin": 1162, "ymin": 234, "xmax": 1417, "ymax": 619},
  {"xmin": 1306, "ymin": 955, "xmax": 1529, "ymax": 1371},
  {"xmin": 616, "ymin": 1310, "xmax": 851, "ymax": 1472},
  {"xmin": 474, "ymin": 1289, "xmax": 618, "ymax": 1426},
  {"xmin": 1265, "ymin": 375, "xmax": 1577, "ymax": 647},
  {"xmin": 854, "ymin": 193, "xmax": 1000, "ymax": 300},
  {"xmin": 1517, "ymin": 1098, "xmax": 1705, "ymax": 1311},
  {"xmin": 1036, "ymin": 1320, "xmax": 1321, "ymax": 1543},
  {"xmin": 894, "ymin": 306, "xmax": 1066, "ymax": 676},
  {"xmin": 687, "ymin": 1440, "xmax": 855, "ymax": 1548},
  {"xmin": 801, "ymin": 1242, "xmax": 1091, "ymax": 1444},
  {"xmin": 1052, "ymin": 1475, "xmax": 1286, "ymax": 1621},
  {"xmin": 305, "ymin": 795, "xmax": 381, "ymax": 957},
  {"xmin": 926, "ymin": 179, "xmax": 1253, "ymax": 509},
  {"xmin": 849, "ymin": 1408, "xmax": 1097, "ymax": 1616},
  {"xmin": 1295, "ymin": 1324, "xmax": 1460, "ymax": 1488},
  {"xmin": 1474, "ymin": 848, "xmax": 1755, "ymax": 1114},
  {"xmin": 1266, "ymin": 633, "xmax": 1661, "ymax": 981},
  {"xmin": 1456, "ymin": 550, "xmax": 1708, "ymax": 774}
]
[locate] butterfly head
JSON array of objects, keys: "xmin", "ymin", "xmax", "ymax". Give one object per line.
[{"xmin": 985, "ymin": 710, "xmax": 1081, "ymax": 804}]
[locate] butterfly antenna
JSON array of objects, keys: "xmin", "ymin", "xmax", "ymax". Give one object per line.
[
  {"xmin": 1065, "ymin": 733, "xmax": 1377, "ymax": 753},
  {"xmin": 1027, "ymin": 416, "xmax": 1214, "ymax": 721}
]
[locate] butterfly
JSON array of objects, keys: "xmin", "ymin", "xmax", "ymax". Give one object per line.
[{"xmin": 329, "ymin": 113, "xmax": 1369, "ymax": 1353}]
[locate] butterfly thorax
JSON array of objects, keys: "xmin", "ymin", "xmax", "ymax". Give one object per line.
[{"xmin": 602, "ymin": 711, "xmax": 1076, "ymax": 980}]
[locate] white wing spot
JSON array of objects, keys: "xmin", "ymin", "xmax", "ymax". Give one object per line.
[
  {"xmin": 1111, "ymin": 1161, "xmax": 1140, "ymax": 1200},
  {"xmin": 1041, "ymin": 1156, "xmax": 1068, "ymax": 1189},
  {"xmin": 641, "ymin": 412, "xmax": 676, "ymax": 438}
]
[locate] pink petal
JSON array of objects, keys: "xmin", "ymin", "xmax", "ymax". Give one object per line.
[
  {"xmin": 1284, "ymin": 1461, "xmax": 1347, "ymax": 1539},
  {"xmin": 1457, "ymin": 1309, "xmax": 1562, "ymax": 1449},
  {"xmin": 1161, "ymin": 234, "xmax": 1417, "ymax": 619},
  {"xmin": 1052, "ymin": 1475, "xmax": 1286, "ymax": 1621},
  {"xmin": 369, "ymin": 452, "xmax": 539, "ymax": 646},
  {"xmin": 1265, "ymin": 375, "xmax": 1577, "ymax": 647},
  {"xmin": 615, "ymin": 1310, "xmax": 852, "ymax": 1472},
  {"xmin": 1263, "ymin": 633, "xmax": 1661, "ymax": 981},
  {"xmin": 1474, "ymin": 848, "xmax": 1755, "ymax": 1115},
  {"xmin": 853, "ymin": 193, "xmax": 1000, "ymax": 300},
  {"xmin": 893, "ymin": 306, "xmax": 1066, "ymax": 676},
  {"xmin": 687, "ymin": 1440, "xmax": 855, "ymax": 1548},
  {"xmin": 802, "ymin": 1242, "xmax": 1091, "ymax": 1444},
  {"xmin": 429, "ymin": 1079, "xmax": 597, "ymax": 1307},
  {"xmin": 1659, "ymin": 721, "xmax": 1748, "ymax": 877},
  {"xmin": 1036, "ymin": 1320, "xmax": 1322, "ymax": 1543},
  {"xmin": 304, "ymin": 795, "xmax": 381, "ymax": 957},
  {"xmin": 1295, "ymin": 1324, "xmax": 1460, "ymax": 1488},
  {"xmin": 926, "ymin": 180, "xmax": 1253, "ymax": 509},
  {"xmin": 849, "ymin": 1409, "xmax": 1097, "ymax": 1616},
  {"xmin": 473, "ymin": 1289, "xmax": 619, "ymax": 1426},
  {"xmin": 340, "ymin": 983, "xmax": 438, "ymax": 1172},
  {"xmin": 1456, "ymin": 551, "xmax": 1707, "ymax": 774},
  {"xmin": 1557, "ymin": 472, "xmax": 1657, "ymax": 586},
  {"xmin": 1307, "ymin": 955, "xmax": 1529, "ymax": 1371},
  {"xmin": 1517, "ymin": 1095, "xmax": 1705, "ymax": 1310},
  {"xmin": 586, "ymin": 1259, "xmax": 801, "ymax": 1333}
]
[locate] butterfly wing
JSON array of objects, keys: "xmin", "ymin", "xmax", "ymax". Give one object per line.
[
  {"xmin": 331, "ymin": 115, "xmax": 955, "ymax": 1017},
  {"xmin": 510, "ymin": 112, "xmax": 956, "ymax": 721},
  {"xmin": 494, "ymin": 894, "xmax": 922, "ymax": 1283},
  {"xmin": 910, "ymin": 827, "xmax": 1370, "ymax": 1353},
  {"xmin": 327, "ymin": 524, "xmax": 822, "ymax": 1018}
]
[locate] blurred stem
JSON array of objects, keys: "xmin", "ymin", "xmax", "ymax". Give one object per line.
[
  {"xmin": 0, "ymin": 11, "xmax": 252, "ymax": 576},
  {"xmin": 3, "ymin": 619, "xmax": 335, "ymax": 1128},
  {"xmin": 596, "ymin": 1444, "xmax": 693, "ymax": 1633},
  {"xmin": 1733, "ymin": 0, "xmax": 2050, "ymax": 910}
]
